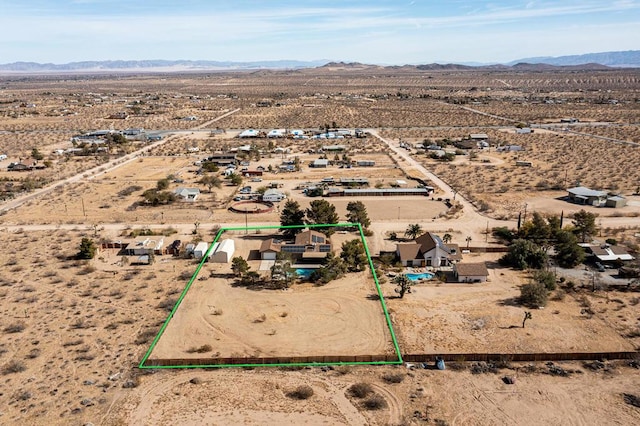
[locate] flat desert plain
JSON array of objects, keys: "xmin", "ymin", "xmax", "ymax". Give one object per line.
[{"xmin": 0, "ymin": 69, "xmax": 639, "ymax": 425}]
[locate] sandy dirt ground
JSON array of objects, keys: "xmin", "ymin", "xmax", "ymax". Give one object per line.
[
  {"xmin": 150, "ymin": 234, "xmax": 395, "ymax": 360},
  {"xmin": 385, "ymin": 253, "xmax": 637, "ymax": 354}
]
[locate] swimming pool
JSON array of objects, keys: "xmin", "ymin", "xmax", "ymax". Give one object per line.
[
  {"xmin": 406, "ymin": 272, "xmax": 434, "ymax": 281},
  {"xmin": 295, "ymin": 268, "xmax": 316, "ymax": 279}
]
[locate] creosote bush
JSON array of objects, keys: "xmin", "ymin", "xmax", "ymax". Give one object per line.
[
  {"xmin": 287, "ymin": 385, "xmax": 314, "ymax": 400},
  {"xmin": 348, "ymin": 382, "xmax": 374, "ymax": 398}
]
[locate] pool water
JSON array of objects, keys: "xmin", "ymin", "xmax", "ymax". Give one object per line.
[
  {"xmin": 406, "ymin": 272, "xmax": 434, "ymax": 281},
  {"xmin": 295, "ymin": 268, "xmax": 315, "ymax": 279}
]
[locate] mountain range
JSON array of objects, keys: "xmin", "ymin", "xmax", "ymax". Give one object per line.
[{"xmin": 0, "ymin": 50, "xmax": 638, "ymax": 73}]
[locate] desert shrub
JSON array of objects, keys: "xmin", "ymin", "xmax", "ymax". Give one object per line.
[
  {"xmin": 2, "ymin": 360, "xmax": 26, "ymax": 375},
  {"xmin": 287, "ymin": 385, "xmax": 314, "ymax": 400},
  {"xmin": 3, "ymin": 322, "xmax": 26, "ymax": 333},
  {"xmin": 186, "ymin": 344, "xmax": 213, "ymax": 354},
  {"xmin": 348, "ymin": 382, "xmax": 374, "ymax": 398},
  {"xmin": 533, "ymin": 270, "xmax": 556, "ymax": 291},
  {"xmin": 157, "ymin": 297, "xmax": 177, "ymax": 311},
  {"xmin": 135, "ymin": 329, "xmax": 157, "ymax": 345},
  {"xmin": 363, "ymin": 394, "xmax": 387, "ymax": 410},
  {"xmin": 77, "ymin": 237, "xmax": 97, "ymax": 259},
  {"xmin": 624, "ymin": 393, "xmax": 640, "ymax": 408},
  {"xmin": 520, "ymin": 282, "xmax": 548, "ymax": 308},
  {"xmin": 381, "ymin": 373, "xmax": 405, "ymax": 384}
]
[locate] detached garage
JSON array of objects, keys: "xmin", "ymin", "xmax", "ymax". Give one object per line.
[
  {"xmin": 209, "ymin": 239, "xmax": 235, "ymax": 263},
  {"xmin": 454, "ymin": 262, "xmax": 489, "ymax": 283}
]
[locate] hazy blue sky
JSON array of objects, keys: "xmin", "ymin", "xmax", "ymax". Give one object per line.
[{"xmin": 0, "ymin": 0, "xmax": 638, "ymax": 64}]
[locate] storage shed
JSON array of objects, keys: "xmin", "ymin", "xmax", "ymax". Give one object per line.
[
  {"xmin": 193, "ymin": 242, "xmax": 209, "ymax": 259},
  {"xmin": 209, "ymin": 239, "xmax": 235, "ymax": 263}
]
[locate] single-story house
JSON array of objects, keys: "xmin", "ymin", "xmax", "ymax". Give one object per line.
[
  {"xmin": 516, "ymin": 128, "xmax": 532, "ymax": 134},
  {"xmin": 260, "ymin": 230, "xmax": 332, "ymax": 260},
  {"xmin": 262, "ymin": 189, "xmax": 286, "ymax": 202},
  {"xmin": 174, "ymin": 187, "xmax": 200, "ymax": 201},
  {"xmin": 396, "ymin": 233, "xmax": 462, "ymax": 268},
  {"xmin": 357, "ymin": 160, "xmax": 376, "ymax": 167},
  {"xmin": 123, "ymin": 237, "xmax": 164, "ymax": 256},
  {"xmin": 496, "ymin": 145, "xmax": 524, "ymax": 152},
  {"xmin": 206, "ymin": 153, "xmax": 237, "ymax": 166},
  {"xmin": 243, "ymin": 170, "xmax": 263, "ymax": 177},
  {"xmin": 567, "ymin": 186, "xmax": 607, "ymax": 206},
  {"xmin": 267, "ymin": 129, "xmax": 286, "ymax": 138},
  {"xmin": 454, "ymin": 262, "xmax": 489, "ymax": 283},
  {"xmin": 587, "ymin": 245, "xmax": 634, "ymax": 263},
  {"xmin": 469, "ymin": 133, "xmax": 489, "ymax": 140},
  {"xmin": 239, "ymin": 129, "xmax": 260, "ymax": 138},
  {"xmin": 290, "ymin": 129, "xmax": 305, "ymax": 137},
  {"xmin": 322, "ymin": 145, "xmax": 346, "ymax": 151},
  {"xmin": 311, "ymin": 159, "xmax": 329, "ymax": 168},
  {"xmin": 209, "ymin": 239, "xmax": 235, "ymax": 263}
]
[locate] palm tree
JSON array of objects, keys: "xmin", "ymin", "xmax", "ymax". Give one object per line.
[
  {"xmin": 442, "ymin": 233, "xmax": 452, "ymax": 244},
  {"xmin": 394, "ymin": 274, "xmax": 413, "ymax": 299},
  {"xmin": 405, "ymin": 223, "xmax": 423, "ymax": 240},
  {"xmin": 465, "ymin": 236, "xmax": 472, "ymax": 248}
]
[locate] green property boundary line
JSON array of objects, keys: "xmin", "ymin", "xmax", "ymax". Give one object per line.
[{"xmin": 138, "ymin": 222, "xmax": 403, "ymax": 369}]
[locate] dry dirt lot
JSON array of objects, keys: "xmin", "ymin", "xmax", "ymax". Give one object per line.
[
  {"xmin": 149, "ymin": 233, "xmax": 395, "ymax": 360},
  {"xmin": 385, "ymin": 253, "xmax": 638, "ymax": 355}
]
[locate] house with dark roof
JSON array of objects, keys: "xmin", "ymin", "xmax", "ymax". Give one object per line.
[
  {"xmin": 259, "ymin": 230, "xmax": 332, "ymax": 260},
  {"xmin": 396, "ymin": 233, "xmax": 462, "ymax": 268}
]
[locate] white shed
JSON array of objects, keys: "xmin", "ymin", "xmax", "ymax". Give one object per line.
[
  {"xmin": 209, "ymin": 239, "xmax": 235, "ymax": 263},
  {"xmin": 193, "ymin": 242, "xmax": 209, "ymax": 259},
  {"xmin": 262, "ymin": 189, "xmax": 286, "ymax": 202}
]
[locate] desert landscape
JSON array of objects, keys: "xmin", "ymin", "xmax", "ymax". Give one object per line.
[{"xmin": 1, "ymin": 66, "xmax": 639, "ymax": 425}]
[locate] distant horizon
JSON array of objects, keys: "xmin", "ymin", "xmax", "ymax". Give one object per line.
[{"xmin": 1, "ymin": 1, "xmax": 639, "ymax": 64}]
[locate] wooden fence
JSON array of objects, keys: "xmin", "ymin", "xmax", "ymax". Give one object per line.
[{"xmin": 143, "ymin": 351, "xmax": 639, "ymax": 367}]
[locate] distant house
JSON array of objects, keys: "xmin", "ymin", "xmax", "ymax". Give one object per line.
[
  {"xmin": 567, "ymin": 187, "xmax": 607, "ymax": 206},
  {"xmin": 322, "ymin": 145, "xmax": 346, "ymax": 151},
  {"xmin": 243, "ymin": 170, "xmax": 263, "ymax": 177},
  {"xmin": 396, "ymin": 233, "xmax": 462, "ymax": 268},
  {"xmin": 239, "ymin": 129, "xmax": 260, "ymax": 138},
  {"xmin": 516, "ymin": 128, "xmax": 532, "ymax": 134},
  {"xmin": 206, "ymin": 153, "xmax": 237, "ymax": 166},
  {"xmin": 123, "ymin": 237, "xmax": 164, "ymax": 256},
  {"xmin": 454, "ymin": 262, "xmax": 489, "ymax": 283},
  {"xmin": 259, "ymin": 230, "xmax": 332, "ymax": 260},
  {"xmin": 469, "ymin": 133, "xmax": 489, "ymax": 140},
  {"xmin": 267, "ymin": 129, "xmax": 285, "ymax": 138},
  {"xmin": 311, "ymin": 159, "xmax": 329, "ymax": 168},
  {"xmin": 586, "ymin": 245, "xmax": 634, "ymax": 263},
  {"xmin": 174, "ymin": 187, "xmax": 200, "ymax": 201},
  {"xmin": 262, "ymin": 189, "xmax": 286, "ymax": 202},
  {"xmin": 356, "ymin": 160, "xmax": 375, "ymax": 167},
  {"xmin": 496, "ymin": 145, "xmax": 524, "ymax": 152}
]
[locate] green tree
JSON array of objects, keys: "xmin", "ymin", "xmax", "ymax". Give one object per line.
[
  {"xmin": 201, "ymin": 161, "xmax": 219, "ymax": 172},
  {"xmin": 519, "ymin": 212, "xmax": 552, "ymax": 248},
  {"xmin": 142, "ymin": 189, "xmax": 177, "ymax": 206},
  {"xmin": 198, "ymin": 174, "xmax": 222, "ymax": 193},
  {"xmin": 520, "ymin": 282, "xmax": 548, "ymax": 308},
  {"xmin": 346, "ymin": 201, "xmax": 371, "ymax": 229},
  {"xmin": 31, "ymin": 148, "xmax": 44, "ymax": 161},
  {"xmin": 306, "ymin": 199, "xmax": 339, "ymax": 234},
  {"xmin": 231, "ymin": 256, "xmax": 250, "ymax": 277},
  {"xmin": 78, "ymin": 237, "xmax": 97, "ymax": 259},
  {"xmin": 442, "ymin": 233, "xmax": 452, "ymax": 244},
  {"xmin": 310, "ymin": 253, "xmax": 346, "ymax": 284},
  {"xmin": 227, "ymin": 173, "xmax": 243, "ymax": 186},
  {"xmin": 404, "ymin": 223, "xmax": 423, "ymax": 240},
  {"xmin": 394, "ymin": 274, "xmax": 413, "ymax": 299},
  {"xmin": 340, "ymin": 239, "xmax": 367, "ymax": 272},
  {"xmin": 156, "ymin": 178, "xmax": 170, "ymax": 190},
  {"xmin": 280, "ymin": 199, "xmax": 305, "ymax": 239},
  {"xmin": 572, "ymin": 209, "xmax": 598, "ymax": 243},
  {"xmin": 271, "ymin": 258, "xmax": 295, "ymax": 289},
  {"xmin": 500, "ymin": 239, "xmax": 548, "ymax": 270},
  {"xmin": 533, "ymin": 269, "xmax": 556, "ymax": 291},
  {"xmin": 242, "ymin": 270, "xmax": 261, "ymax": 286},
  {"xmin": 554, "ymin": 229, "xmax": 585, "ymax": 268}
]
